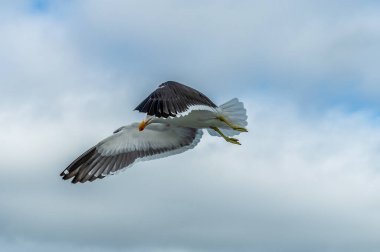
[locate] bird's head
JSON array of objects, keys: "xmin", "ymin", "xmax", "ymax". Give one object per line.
[{"xmin": 138, "ymin": 116, "xmax": 154, "ymax": 131}]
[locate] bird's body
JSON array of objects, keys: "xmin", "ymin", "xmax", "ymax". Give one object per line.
[
  {"xmin": 61, "ymin": 81, "xmax": 248, "ymax": 183},
  {"xmin": 136, "ymin": 81, "xmax": 248, "ymax": 139},
  {"xmin": 148, "ymin": 106, "xmax": 219, "ymax": 128},
  {"xmin": 147, "ymin": 102, "xmax": 246, "ymax": 132}
]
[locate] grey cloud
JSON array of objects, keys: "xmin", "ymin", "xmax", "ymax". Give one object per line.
[
  {"xmin": 47, "ymin": 0, "xmax": 380, "ymax": 106},
  {"xmin": 3, "ymin": 0, "xmax": 380, "ymax": 110},
  {"xmin": 2, "ymin": 98, "xmax": 380, "ymax": 252},
  {"xmin": 1, "ymin": 1, "xmax": 380, "ymax": 252}
]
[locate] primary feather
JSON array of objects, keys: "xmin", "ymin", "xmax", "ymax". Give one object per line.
[
  {"xmin": 134, "ymin": 81, "xmax": 217, "ymax": 118},
  {"xmin": 60, "ymin": 122, "xmax": 202, "ymax": 183}
]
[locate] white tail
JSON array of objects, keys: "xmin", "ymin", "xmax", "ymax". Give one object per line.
[{"xmin": 207, "ymin": 98, "xmax": 248, "ymax": 137}]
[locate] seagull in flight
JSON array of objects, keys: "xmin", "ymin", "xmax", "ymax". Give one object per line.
[{"xmin": 60, "ymin": 81, "xmax": 248, "ymax": 183}]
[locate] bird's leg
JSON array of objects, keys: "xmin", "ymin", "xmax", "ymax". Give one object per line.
[
  {"xmin": 210, "ymin": 126, "xmax": 241, "ymax": 145},
  {"xmin": 216, "ymin": 116, "xmax": 248, "ymax": 132}
]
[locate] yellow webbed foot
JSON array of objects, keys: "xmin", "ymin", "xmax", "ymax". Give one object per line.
[
  {"xmin": 232, "ymin": 126, "xmax": 248, "ymax": 132},
  {"xmin": 226, "ymin": 137, "xmax": 241, "ymax": 145},
  {"xmin": 216, "ymin": 116, "xmax": 248, "ymax": 133}
]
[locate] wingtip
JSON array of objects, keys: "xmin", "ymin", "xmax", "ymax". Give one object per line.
[
  {"xmin": 71, "ymin": 176, "xmax": 80, "ymax": 184},
  {"xmin": 60, "ymin": 169, "xmax": 71, "ymax": 179}
]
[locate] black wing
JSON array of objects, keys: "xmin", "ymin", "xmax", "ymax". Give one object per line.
[
  {"xmin": 134, "ymin": 81, "xmax": 217, "ymax": 118},
  {"xmin": 60, "ymin": 146, "xmax": 178, "ymax": 184},
  {"xmin": 60, "ymin": 146, "xmax": 144, "ymax": 184},
  {"xmin": 60, "ymin": 125, "xmax": 202, "ymax": 184}
]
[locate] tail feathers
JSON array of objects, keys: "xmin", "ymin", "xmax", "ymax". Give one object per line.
[
  {"xmin": 219, "ymin": 98, "xmax": 248, "ymax": 126},
  {"xmin": 207, "ymin": 98, "xmax": 248, "ymax": 137}
]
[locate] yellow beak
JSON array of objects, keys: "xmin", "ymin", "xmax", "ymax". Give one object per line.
[{"xmin": 138, "ymin": 120, "xmax": 148, "ymax": 131}]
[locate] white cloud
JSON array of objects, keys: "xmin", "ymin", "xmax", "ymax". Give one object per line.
[
  {"xmin": 2, "ymin": 95, "xmax": 380, "ymax": 251},
  {"xmin": 52, "ymin": 0, "xmax": 380, "ymax": 99},
  {"xmin": 1, "ymin": 1, "xmax": 380, "ymax": 252}
]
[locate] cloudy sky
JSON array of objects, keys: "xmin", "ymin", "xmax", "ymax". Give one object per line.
[{"xmin": 1, "ymin": 0, "xmax": 380, "ymax": 251}]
